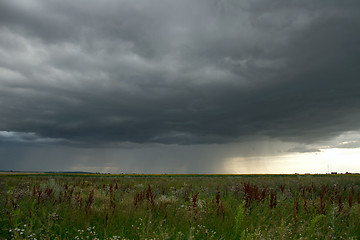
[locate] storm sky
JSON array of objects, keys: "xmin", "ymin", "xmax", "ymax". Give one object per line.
[{"xmin": 1, "ymin": 0, "xmax": 360, "ymax": 173}]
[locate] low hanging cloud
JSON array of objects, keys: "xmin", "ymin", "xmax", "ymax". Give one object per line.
[
  {"xmin": 286, "ymin": 146, "xmax": 321, "ymax": 153},
  {"xmin": 0, "ymin": 0, "xmax": 360, "ymax": 148},
  {"xmin": 0, "ymin": 131, "xmax": 64, "ymax": 144}
]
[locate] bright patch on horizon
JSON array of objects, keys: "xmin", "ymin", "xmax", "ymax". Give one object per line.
[{"xmin": 223, "ymin": 147, "xmax": 360, "ymax": 174}]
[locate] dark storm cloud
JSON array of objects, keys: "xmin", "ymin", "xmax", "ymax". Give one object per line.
[{"xmin": 1, "ymin": 0, "xmax": 360, "ymax": 147}]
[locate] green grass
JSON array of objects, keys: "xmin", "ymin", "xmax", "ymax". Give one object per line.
[{"xmin": 0, "ymin": 174, "xmax": 359, "ymax": 239}]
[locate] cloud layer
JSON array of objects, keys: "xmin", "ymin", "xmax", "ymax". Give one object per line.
[{"xmin": 1, "ymin": 0, "xmax": 360, "ymax": 148}]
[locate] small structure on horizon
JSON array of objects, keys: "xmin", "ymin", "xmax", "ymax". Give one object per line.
[{"xmin": 331, "ymin": 172, "xmax": 337, "ymax": 175}]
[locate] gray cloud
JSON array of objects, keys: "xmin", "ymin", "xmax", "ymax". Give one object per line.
[
  {"xmin": 335, "ymin": 141, "xmax": 360, "ymax": 149},
  {"xmin": 320, "ymin": 131, "xmax": 360, "ymax": 149},
  {"xmin": 1, "ymin": 0, "xmax": 360, "ymax": 149},
  {"xmin": 286, "ymin": 146, "xmax": 320, "ymax": 153},
  {"xmin": 0, "ymin": 131, "xmax": 63, "ymax": 144}
]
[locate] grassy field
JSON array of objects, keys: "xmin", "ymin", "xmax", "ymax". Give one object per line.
[{"xmin": 0, "ymin": 173, "xmax": 359, "ymax": 239}]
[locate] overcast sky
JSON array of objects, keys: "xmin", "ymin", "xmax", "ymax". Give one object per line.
[{"xmin": 1, "ymin": 0, "xmax": 360, "ymax": 173}]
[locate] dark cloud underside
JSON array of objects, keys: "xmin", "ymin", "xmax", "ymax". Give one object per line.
[{"xmin": 0, "ymin": 0, "xmax": 360, "ymax": 147}]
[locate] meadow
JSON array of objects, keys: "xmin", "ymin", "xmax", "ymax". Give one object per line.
[{"xmin": 0, "ymin": 173, "xmax": 359, "ymax": 239}]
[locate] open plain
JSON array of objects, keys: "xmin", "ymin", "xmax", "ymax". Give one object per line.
[{"xmin": 1, "ymin": 173, "xmax": 360, "ymax": 239}]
